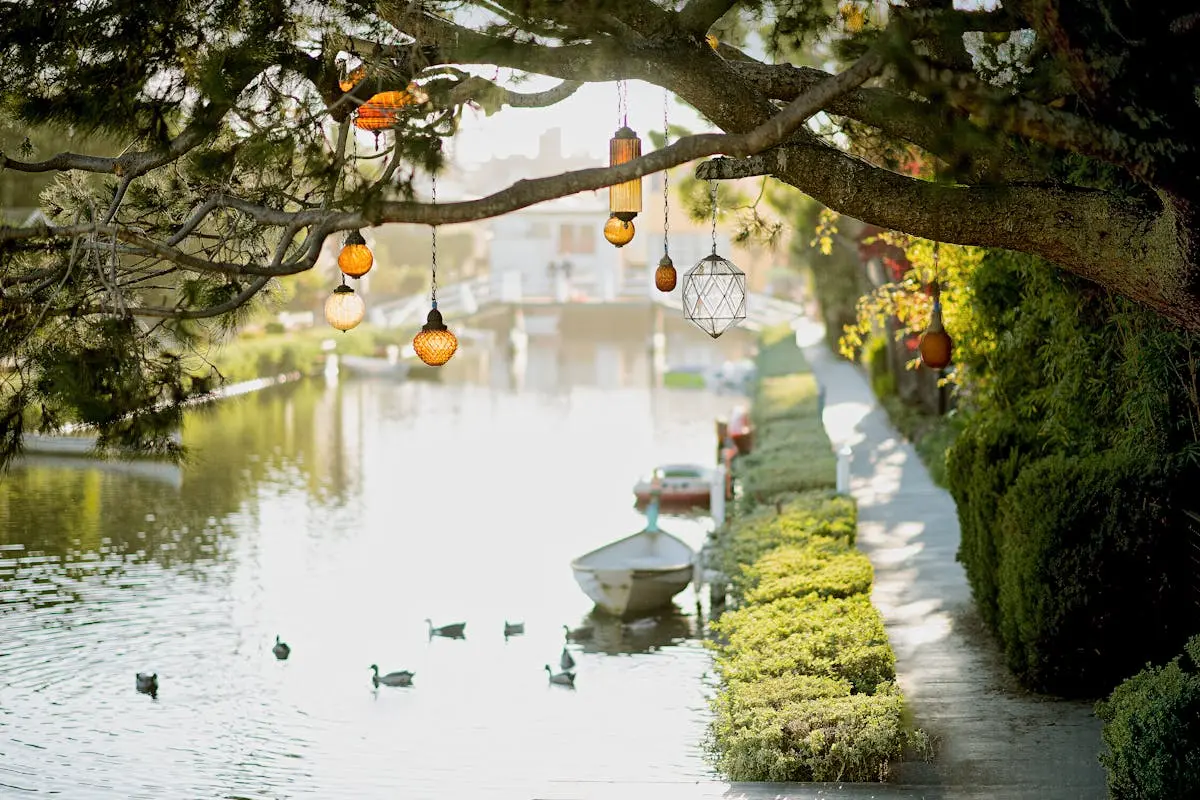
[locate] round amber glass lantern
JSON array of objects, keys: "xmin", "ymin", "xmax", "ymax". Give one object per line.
[
  {"xmin": 325, "ymin": 285, "xmax": 365, "ymax": 332},
  {"xmin": 919, "ymin": 301, "xmax": 953, "ymax": 369},
  {"xmin": 655, "ymin": 254, "xmax": 677, "ymax": 292},
  {"xmin": 604, "ymin": 215, "xmax": 635, "ymax": 248},
  {"xmin": 338, "ymin": 230, "xmax": 373, "ymax": 278},
  {"xmin": 412, "ymin": 305, "xmax": 458, "ymax": 366}
]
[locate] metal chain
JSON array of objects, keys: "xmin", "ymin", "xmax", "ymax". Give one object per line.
[
  {"xmin": 617, "ymin": 80, "xmax": 628, "ymax": 127},
  {"xmin": 709, "ymin": 179, "xmax": 718, "ymax": 255},
  {"xmin": 662, "ymin": 89, "xmax": 670, "ymax": 256},
  {"xmin": 931, "ymin": 240, "xmax": 941, "ymax": 302},
  {"xmin": 430, "ymin": 175, "xmax": 438, "ymax": 305}
]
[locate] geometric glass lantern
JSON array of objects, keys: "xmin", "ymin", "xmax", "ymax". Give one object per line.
[
  {"xmin": 609, "ymin": 126, "xmax": 642, "ymax": 224},
  {"xmin": 325, "ymin": 284, "xmax": 366, "ymax": 332},
  {"xmin": 338, "ymin": 230, "xmax": 373, "ymax": 278},
  {"xmin": 682, "ymin": 254, "xmax": 747, "ymax": 338}
]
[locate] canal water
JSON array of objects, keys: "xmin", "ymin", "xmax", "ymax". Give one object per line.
[{"xmin": 0, "ymin": 335, "xmax": 748, "ymax": 798}]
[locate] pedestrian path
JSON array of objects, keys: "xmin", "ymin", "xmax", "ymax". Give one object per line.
[{"xmin": 793, "ymin": 319, "xmax": 1107, "ymax": 798}]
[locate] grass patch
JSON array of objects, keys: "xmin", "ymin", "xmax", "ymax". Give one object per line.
[{"xmin": 706, "ymin": 324, "xmax": 911, "ymax": 782}]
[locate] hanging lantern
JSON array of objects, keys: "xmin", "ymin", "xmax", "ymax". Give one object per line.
[
  {"xmin": 682, "ymin": 254, "xmax": 747, "ymax": 339},
  {"xmin": 353, "ymin": 87, "xmax": 427, "ymax": 131},
  {"xmin": 608, "ymin": 126, "xmax": 642, "ymax": 223},
  {"xmin": 412, "ymin": 304, "xmax": 458, "ymax": 366},
  {"xmin": 655, "ymin": 254, "xmax": 677, "ymax": 292},
  {"xmin": 603, "ymin": 214, "xmax": 635, "ymax": 248},
  {"xmin": 919, "ymin": 293, "xmax": 953, "ymax": 369},
  {"xmin": 705, "ymin": 33, "xmax": 720, "ymax": 50},
  {"xmin": 325, "ymin": 284, "xmax": 365, "ymax": 332},
  {"xmin": 339, "ymin": 64, "xmax": 367, "ymax": 93},
  {"xmin": 338, "ymin": 230, "xmax": 373, "ymax": 278}
]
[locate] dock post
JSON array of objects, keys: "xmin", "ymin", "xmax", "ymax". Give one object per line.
[
  {"xmin": 836, "ymin": 445, "xmax": 852, "ymax": 494},
  {"xmin": 711, "ymin": 465, "xmax": 727, "ymax": 527}
]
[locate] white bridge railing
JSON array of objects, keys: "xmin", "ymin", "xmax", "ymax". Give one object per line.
[{"xmin": 367, "ymin": 270, "xmax": 805, "ymax": 332}]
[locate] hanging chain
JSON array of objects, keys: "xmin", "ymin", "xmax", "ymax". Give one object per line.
[
  {"xmin": 616, "ymin": 80, "xmax": 628, "ymax": 127},
  {"xmin": 430, "ymin": 175, "xmax": 438, "ymax": 306},
  {"xmin": 662, "ymin": 89, "xmax": 670, "ymax": 256},
  {"xmin": 709, "ymin": 179, "xmax": 718, "ymax": 255},
  {"xmin": 931, "ymin": 240, "xmax": 941, "ymax": 303}
]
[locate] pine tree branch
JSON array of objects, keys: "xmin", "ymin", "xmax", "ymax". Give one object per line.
[{"xmin": 677, "ymin": 0, "xmax": 739, "ymax": 34}]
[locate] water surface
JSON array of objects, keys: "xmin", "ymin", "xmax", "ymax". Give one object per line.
[{"xmin": 0, "ymin": 342, "xmax": 743, "ymax": 798}]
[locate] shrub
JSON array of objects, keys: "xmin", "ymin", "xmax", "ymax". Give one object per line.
[
  {"xmin": 707, "ymin": 324, "xmax": 908, "ymax": 783},
  {"xmin": 945, "ymin": 414, "xmax": 1041, "ymax": 630},
  {"xmin": 996, "ymin": 451, "xmax": 1193, "ymax": 696},
  {"xmin": 710, "ymin": 679, "xmax": 906, "ymax": 782},
  {"xmin": 1096, "ymin": 635, "xmax": 1200, "ymax": 799},
  {"xmin": 743, "ymin": 542, "xmax": 874, "ymax": 605}
]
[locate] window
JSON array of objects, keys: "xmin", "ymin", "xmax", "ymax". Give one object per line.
[{"xmin": 559, "ymin": 223, "xmax": 595, "ymax": 254}]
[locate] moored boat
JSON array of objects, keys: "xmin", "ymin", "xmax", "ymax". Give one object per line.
[
  {"xmin": 571, "ymin": 521, "xmax": 696, "ymax": 618},
  {"xmin": 632, "ymin": 464, "xmax": 712, "ymax": 509},
  {"xmin": 728, "ymin": 404, "xmax": 754, "ymax": 455},
  {"xmin": 339, "ymin": 353, "xmax": 411, "ymax": 380}
]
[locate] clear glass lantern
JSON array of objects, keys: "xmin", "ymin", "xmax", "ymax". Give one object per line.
[
  {"xmin": 325, "ymin": 284, "xmax": 365, "ymax": 332},
  {"xmin": 682, "ymin": 254, "xmax": 747, "ymax": 338}
]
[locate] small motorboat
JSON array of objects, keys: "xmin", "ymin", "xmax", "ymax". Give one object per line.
[
  {"xmin": 728, "ymin": 404, "xmax": 754, "ymax": 455},
  {"xmin": 339, "ymin": 352, "xmax": 411, "ymax": 380},
  {"xmin": 633, "ymin": 464, "xmax": 712, "ymax": 509},
  {"xmin": 571, "ymin": 509, "xmax": 696, "ymax": 618}
]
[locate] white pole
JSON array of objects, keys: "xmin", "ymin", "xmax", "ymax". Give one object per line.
[
  {"xmin": 836, "ymin": 445, "xmax": 852, "ymax": 494},
  {"xmin": 711, "ymin": 465, "xmax": 727, "ymax": 527}
]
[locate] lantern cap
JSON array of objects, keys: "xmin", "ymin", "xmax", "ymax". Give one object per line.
[
  {"xmin": 333, "ymin": 284, "xmax": 356, "ymax": 295},
  {"xmin": 612, "ymin": 125, "xmax": 638, "ymax": 139},
  {"xmin": 422, "ymin": 306, "xmax": 447, "ymax": 331},
  {"xmin": 345, "ymin": 230, "xmax": 367, "ymax": 246},
  {"xmin": 659, "ymin": 254, "xmax": 674, "ymax": 267}
]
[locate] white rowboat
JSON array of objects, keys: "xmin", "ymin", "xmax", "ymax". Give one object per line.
[{"xmin": 571, "ymin": 527, "xmax": 696, "ymax": 617}]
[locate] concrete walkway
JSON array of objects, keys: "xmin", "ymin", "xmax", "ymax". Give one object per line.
[{"xmin": 794, "ymin": 319, "xmax": 1107, "ymax": 798}]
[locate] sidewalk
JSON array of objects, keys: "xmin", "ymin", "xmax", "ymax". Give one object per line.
[{"xmin": 793, "ymin": 319, "xmax": 1107, "ymax": 798}]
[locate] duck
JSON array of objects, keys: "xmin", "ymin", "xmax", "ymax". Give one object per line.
[
  {"xmin": 563, "ymin": 624, "xmax": 594, "ymax": 642},
  {"xmin": 272, "ymin": 635, "xmax": 291, "ymax": 660},
  {"xmin": 370, "ymin": 664, "xmax": 414, "ymax": 688},
  {"xmin": 504, "ymin": 620, "xmax": 525, "ymax": 639},
  {"xmin": 425, "ymin": 619, "xmax": 466, "ymax": 640},
  {"xmin": 136, "ymin": 672, "xmax": 158, "ymax": 698},
  {"xmin": 560, "ymin": 646, "xmax": 576, "ymax": 671},
  {"xmin": 544, "ymin": 665, "xmax": 576, "ymax": 687}
]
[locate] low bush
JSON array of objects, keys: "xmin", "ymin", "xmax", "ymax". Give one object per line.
[
  {"xmin": 1096, "ymin": 635, "xmax": 1200, "ymax": 799},
  {"xmin": 945, "ymin": 414, "xmax": 1041, "ymax": 630},
  {"xmin": 707, "ymin": 324, "xmax": 908, "ymax": 783},
  {"xmin": 996, "ymin": 451, "xmax": 1194, "ymax": 696}
]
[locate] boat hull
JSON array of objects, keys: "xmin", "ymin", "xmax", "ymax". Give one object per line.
[
  {"xmin": 633, "ymin": 489, "xmax": 710, "ymax": 508},
  {"xmin": 572, "ymin": 563, "xmax": 694, "ymax": 617}
]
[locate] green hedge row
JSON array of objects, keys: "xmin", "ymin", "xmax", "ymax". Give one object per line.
[
  {"xmin": 706, "ymin": 325, "xmax": 908, "ymax": 782},
  {"xmin": 947, "ymin": 418, "xmax": 1198, "ymax": 696},
  {"xmin": 1097, "ymin": 635, "xmax": 1200, "ymax": 799}
]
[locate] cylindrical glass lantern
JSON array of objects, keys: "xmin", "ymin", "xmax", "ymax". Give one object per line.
[
  {"xmin": 609, "ymin": 126, "xmax": 642, "ymax": 222},
  {"xmin": 338, "ymin": 230, "xmax": 373, "ymax": 278},
  {"xmin": 412, "ymin": 304, "xmax": 458, "ymax": 366},
  {"xmin": 655, "ymin": 254, "xmax": 677, "ymax": 292},
  {"xmin": 325, "ymin": 284, "xmax": 365, "ymax": 332},
  {"xmin": 682, "ymin": 254, "xmax": 747, "ymax": 339},
  {"xmin": 603, "ymin": 214, "xmax": 635, "ymax": 247}
]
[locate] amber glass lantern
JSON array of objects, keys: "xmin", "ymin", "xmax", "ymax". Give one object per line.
[
  {"xmin": 412, "ymin": 303, "xmax": 458, "ymax": 366},
  {"xmin": 338, "ymin": 230, "xmax": 373, "ymax": 278},
  {"xmin": 353, "ymin": 87, "xmax": 427, "ymax": 132},
  {"xmin": 608, "ymin": 126, "xmax": 642, "ymax": 224},
  {"xmin": 705, "ymin": 33, "xmax": 720, "ymax": 50},
  {"xmin": 603, "ymin": 214, "xmax": 635, "ymax": 248},
  {"xmin": 919, "ymin": 292, "xmax": 953, "ymax": 369},
  {"xmin": 339, "ymin": 64, "xmax": 367, "ymax": 93},
  {"xmin": 324, "ymin": 284, "xmax": 365, "ymax": 332},
  {"xmin": 655, "ymin": 254, "xmax": 677, "ymax": 292}
]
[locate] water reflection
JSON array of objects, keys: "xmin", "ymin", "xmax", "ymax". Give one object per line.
[{"xmin": 0, "ymin": 330, "xmax": 750, "ymax": 798}]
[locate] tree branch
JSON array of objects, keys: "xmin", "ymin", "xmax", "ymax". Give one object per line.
[{"xmin": 677, "ymin": 0, "xmax": 738, "ymax": 33}]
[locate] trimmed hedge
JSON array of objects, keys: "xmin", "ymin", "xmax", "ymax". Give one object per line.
[
  {"xmin": 995, "ymin": 451, "xmax": 1193, "ymax": 696},
  {"xmin": 1096, "ymin": 635, "xmax": 1200, "ymax": 799},
  {"xmin": 707, "ymin": 325, "xmax": 908, "ymax": 782}
]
